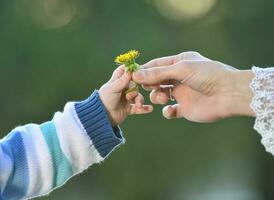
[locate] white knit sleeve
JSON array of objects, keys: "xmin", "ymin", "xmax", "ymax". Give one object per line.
[{"xmin": 250, "ymin": 66, "xmax": 274, "ymax": 155}]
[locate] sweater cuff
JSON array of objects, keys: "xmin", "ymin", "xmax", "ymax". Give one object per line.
[{"xmin": 74, "ymin": 90, "xmax": 125, "ymax": 158}]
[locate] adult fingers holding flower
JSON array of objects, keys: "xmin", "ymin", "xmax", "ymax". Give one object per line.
[{"xmin": 133, "ymin": 51, "xmax": 255, "ymax": 122}]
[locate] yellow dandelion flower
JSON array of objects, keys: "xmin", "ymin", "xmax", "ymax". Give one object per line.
[
  {"xmin": 115, "ymin": 50, "xmax": 140, "ymax": 65},
  {"xmin": 114, "ymin": 50, "xmax": 141, "ymax": 93}
]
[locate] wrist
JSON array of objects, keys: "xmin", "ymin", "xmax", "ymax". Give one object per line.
[
  {"xmin": 98, "ymin": 90, "xmax": 116, "ymax": 127},
  {"xmin": 226, "ymin": 70, "xmax": 256, "ymax": 117},
  {"xmin": 74, "ymin": 90, "xmax": 125, "ymax": 158}
]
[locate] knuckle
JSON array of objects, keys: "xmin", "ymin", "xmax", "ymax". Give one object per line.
[
  {"xmin": 177, "ymin": 61, "xmax": 189, "ymax": 70},
  {"xmin": 176, "ymin": 61, "xmax": 193, "ymax": 74},
  {"xmin": 179, "ymin": 51, "xmax": 201, "ymax": 60}
]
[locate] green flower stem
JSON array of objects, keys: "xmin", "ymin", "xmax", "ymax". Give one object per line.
[
  {"xmin": 125, "ymin": 81, "xmax": 139, "ymax": 94},
  {"xmin": 125, "ymin": 63, "xmax": 140, "ymax": 73},
  {"xmin": 125, "ymin": 63, "xmax": 140, "ymax": 94}
]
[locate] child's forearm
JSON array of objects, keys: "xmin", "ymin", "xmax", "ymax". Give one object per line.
[{"xmin": 0, "ymin": 90, "xmax": 124, "ymax": 200}]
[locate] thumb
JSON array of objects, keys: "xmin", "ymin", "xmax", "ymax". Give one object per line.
[{"xmin": 109, "ymin": 72, "xmax": 131, "ymax": 93}]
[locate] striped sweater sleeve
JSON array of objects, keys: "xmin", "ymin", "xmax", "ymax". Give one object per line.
[{"xmin": 0, "ymin": 90, "xmax": 125, "ymax": 200}]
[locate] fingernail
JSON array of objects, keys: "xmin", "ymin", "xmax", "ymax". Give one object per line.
[
  {"xmin": 156, "ymin": 95, "xmax": 165, "ymax": 105},
  {"xmin": 162, "ymin": 106, "xmax": 170, "ymax": 119},
  {"xmin": 167, "ymin": 105, "xmax": 173, "ymax": 113}
]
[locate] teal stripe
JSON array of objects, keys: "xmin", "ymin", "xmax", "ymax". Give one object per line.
[{"xmin": 40, "ymin": 121, "xmax": 73, "ymax": 187}]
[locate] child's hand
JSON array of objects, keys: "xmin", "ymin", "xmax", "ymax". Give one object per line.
[{"xmin": 99, "ymin": 65, "xmax": 153, "ymax": 126}]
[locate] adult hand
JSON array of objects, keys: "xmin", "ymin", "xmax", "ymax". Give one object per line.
[{"xmin": 132, "ymin": 51, "xmax": 255, "ymax": 122}]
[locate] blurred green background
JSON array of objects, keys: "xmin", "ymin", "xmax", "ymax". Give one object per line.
[{"xmin": 1, "ymin": 0, "xmax": 274, "ymax": 199}]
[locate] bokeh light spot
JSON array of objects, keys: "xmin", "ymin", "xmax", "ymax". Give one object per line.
[
  {"xmin": 27, "ymin": 0, "xmax": 77, "ymax": 29},
  {"xmin": 154, "ymin": 0, "xmax": 217, "ymax": 21}
]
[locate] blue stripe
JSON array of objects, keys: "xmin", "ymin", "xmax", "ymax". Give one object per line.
[
  {"xmin": 75, "ymin": 90, "xmax": 124, "ymax": 158},
  {"xmin": 40, "ymin": 121, "xmax": 73, "ymax": 187},
  {"xmin": 1, "ymin": 131, "xmax": 29, "ymax": 200}
]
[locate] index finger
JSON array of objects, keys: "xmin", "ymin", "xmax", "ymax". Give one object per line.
[{"xmin": 142, "ymin": 55, "xmax": 179, "ymax": 69}]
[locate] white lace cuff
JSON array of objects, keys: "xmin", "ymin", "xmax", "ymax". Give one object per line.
[{"xmin": 250, "ymin": 66, "xmax": 274, "ymax": 155}]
